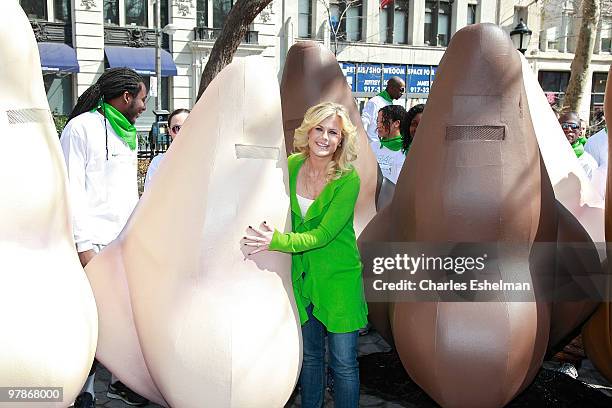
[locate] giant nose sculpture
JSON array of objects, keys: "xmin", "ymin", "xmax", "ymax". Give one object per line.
[
  {"xmin": 280, "ymin": 41, "xmax": 378, "ymax": 236},
  {"xmin": 360, "ymin": 23, "xmax": 555, "ymax": 407},
  {"xmin": 85, "ymin": 56, "xmax": 301, "ymax": 407},
  {"xmin": 0, "ymin": 2, "xmax": 97, "ymax": 407}
]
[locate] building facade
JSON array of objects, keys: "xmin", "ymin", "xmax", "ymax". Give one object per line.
[
  {"xmin": 499, "ymin": 0, "xmax": 612, "ymax": 125},
  {"xmin": 21, "ymin": 0, "xmax": 612, "ymax": 134}
]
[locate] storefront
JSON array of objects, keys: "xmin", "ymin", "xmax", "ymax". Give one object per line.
[
  {"xmin": 39, "ymin": 42, "xmax": 79, "ymax": 117},
  {"xmin": 339, "ymin": 61, "xmax": 437, "ymax": 110}
]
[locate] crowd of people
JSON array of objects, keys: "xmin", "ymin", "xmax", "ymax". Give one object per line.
[
  {"xmin": 557, "ymin": 109, "xmax": 608, "ymax": 197},
  {"xmin": 58, "ymin": 67, "xmax": 607, "ymax": 408}
]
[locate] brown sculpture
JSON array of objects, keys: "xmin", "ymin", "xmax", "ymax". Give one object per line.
[
  {"xmin": 360, "ymin": 23, "xmax": 604, "ymax": 407},
  {"xmin": 280, "ymin": 41, "xmax": 378, "ymax": 236},
  {"xmin": 85, "ymin": 56, "xmax": 301, "ymax": 407}
]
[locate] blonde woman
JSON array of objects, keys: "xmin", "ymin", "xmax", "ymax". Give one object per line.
[{"xmin": 245, "ymin": 102, "xmax": 367, "ymax": 407}]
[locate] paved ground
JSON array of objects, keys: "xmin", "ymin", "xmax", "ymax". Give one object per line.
[{"xmin": 86, "ymin": 329, "xmax": 611, "ymax": 407}]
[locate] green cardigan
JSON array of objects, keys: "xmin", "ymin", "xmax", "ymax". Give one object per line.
[{"xmin": 269, "ymin": 153, "xmax": 368, "ymax": 333}]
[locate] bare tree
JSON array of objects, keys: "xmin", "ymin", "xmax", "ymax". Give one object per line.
[
  {"xmin": 563, "ymin": 0, "xmax": 601, "ymax": 112},
  {"xmin": 196, "ymin": 0, "xmax": 273, "ymax": 101},
  {"xmin": 318, "ymin": 0, "xmax": 363, "ymax": 56}
]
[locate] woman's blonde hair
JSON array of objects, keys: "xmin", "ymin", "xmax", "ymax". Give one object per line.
[{"xmin": 293, "ymin": 102, "xmax": 358, "ymax": 180}]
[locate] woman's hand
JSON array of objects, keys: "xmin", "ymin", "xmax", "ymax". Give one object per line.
[{"xmin": 243, "ymin": 222, "xmax": 275, "ymax": 256}]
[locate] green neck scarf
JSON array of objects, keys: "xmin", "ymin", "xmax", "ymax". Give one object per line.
[
  {"xmin": 93, "ymin": 102, "xmax": 137, "ymax": 151},
  {"xmin": 380, "ymin": 134, "xmax": 404, "ymax": 152},
  {"xmin": 378, "ymin": 90, "xmax": 393, "ymax": 103},
  {"xmin": 572, "ymin": 136, "xmax": 587, "ymax": 158}
]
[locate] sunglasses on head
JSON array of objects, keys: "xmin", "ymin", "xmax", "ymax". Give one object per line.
[
  {"xmin": 561, "ymin": 122, "xmax": 579, "ymax": 130},
  {"xmin": 171, "ymin": 125, "xmax": 182, "ymax": 133}
]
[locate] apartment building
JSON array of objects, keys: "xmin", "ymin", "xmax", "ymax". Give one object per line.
[
  {"xmin": 20, "ymin": 0, "xmax": 612, "ymax": 132},
  {"xmin": 285, "ymin": 0, "xmax": 497, "ymax": 110},
  {"xmin": 20, "ymin": 0, "xmax": 279, "ymax": 131},
  {"xmin": 499, "ymin": 0, "xmax": 612, "ymax": 123}
]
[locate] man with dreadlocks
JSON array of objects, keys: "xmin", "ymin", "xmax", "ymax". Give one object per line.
[{"xmin": 60, "ymin": 67, "xmax": 149, "ymax": 408}]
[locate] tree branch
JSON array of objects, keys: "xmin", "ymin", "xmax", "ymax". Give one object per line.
[
  {"xmin": 563, "ymin": 0, "xmax": 601, "ymax": 113},
  {"xmin": 196, "ymin": 0, "xmax": 273, "ymax": 102}
]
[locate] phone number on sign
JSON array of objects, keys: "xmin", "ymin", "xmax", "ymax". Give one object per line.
[{"xmin": 0, "ymin": 387, "xmax": 63, "ymax": 402}]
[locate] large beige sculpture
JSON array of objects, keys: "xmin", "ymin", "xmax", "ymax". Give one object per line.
[
  {"xmin": 85, "ymin": 56, "xmax": 301, "ymax": 407},
  {"xmin": 280, "ymin": 41, "xmax": 378, "ymax": 236},
  {"xmin": 0, "ymin": 2, "xmax": 97, "ymax": 407},
  {"xmin": 521, "ymin": 55, "xmax": 605, "ymax": 245},
  {"xmin": 519, "ymin": 55, "xmax": 604, "ymax": 348},
  {"xmin": 583, "ymin": 64, "xmax": 612, "ymax": 383}
]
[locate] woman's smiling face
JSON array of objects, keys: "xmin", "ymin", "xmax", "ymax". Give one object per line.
[{"xmin": 307, "ymin": 115, "xmax": 343, "ymax": 159}]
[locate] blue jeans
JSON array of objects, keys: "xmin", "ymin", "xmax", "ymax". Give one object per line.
[{"xmin": 300, "ymin": 305, "xmax": 359, "ymax": 408}]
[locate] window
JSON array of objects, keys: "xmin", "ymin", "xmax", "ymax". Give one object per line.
[
  {"xmin": 43, "ymin": 74, "xmax": 73, "ymax": 116},
  {"xmin": 104, "ymin": 0, "xmax": 120, "ymax": 25},
  {"xmin": 20, "ymin": 0, "xmax": 47, "ymax": 20},
  {"xmin": 53, "ymin": 0, "xmax": 71, "ymax": 22},
  {"xmin": 345, "ymin": 2, "xmax": 362, "ymax": 41},
  {"xmin": 601, "ymin": 18, "xmax": 612, "ymax": 53},
  {"xmin": 467, "ymin": 3, "xmax": 477, "ymax": 25},
  {"xmin": 213, "ymin": 0, "xmax": 234, "ymax": 29},
  {"xmin": 425, "ymin": 0, "xmax": 452, "ymax": 46},
  {"xmin": 545, "ymin": 27, "xmax": 558, "ymax": 50},
  {"xmin": 298, "ymin": 0, "xmax": 312, "ymax": 38},
  {"xmin": 394, "ymin": 0, "xmax": 409, "ymax": 44},
  {"xmin": 161, "ymin": 0, "xmax": 169, "ymax": 27},
  {"xmin": 379, "ymin": 2, "xmax": 392, "ymax": 43},
  {"xmin": 197, "ymin": 0, "xmax": 208, "ymax": 26},
  {"xmin": 125, "ymin": 0, "xmax": 148, "ymax": 26},
  {"xmin": 330, "ymin": 1, "xmax": 362, "ymax": 42},
  {"xmin": 438, "ymin": 1, "xmax": 451, "ymax": 46},
  {"xmin": 20, "ymin": 0, "xmax": 71, "ymax": 23},
  {"xmin": 538, "ymin": 71, "xmax": 569, "ymax": 107},
  {"xmin": 591, "ymin": 72, "xmax": 608, "ymax": 122}
]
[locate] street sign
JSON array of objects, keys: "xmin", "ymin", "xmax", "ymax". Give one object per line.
[
  {"xmin": 407, "ymin": 65, "xmax": 437, "ymax": 95},
  {"xmin": 339, "ymin": 62, "xmax": 437, "ymax": 96},
  {"xmin": 356, "ymin": 63, "xmax": 383, "ymax": 93},
  {"xmin": 383, "ymin": 64, "xmax": 407, "ymax": 87},
  {"xmin": 339, "ymin": 62, "xmax": 356, "ymax": 91}
]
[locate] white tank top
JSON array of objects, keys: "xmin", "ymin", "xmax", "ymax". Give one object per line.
[{"xmin": 296, "ymin": 194, "xmax": 314, "ymax": 218}]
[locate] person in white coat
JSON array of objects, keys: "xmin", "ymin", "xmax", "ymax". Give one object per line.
[
  {"xmin": 361, "ymin": 76, "xmax": 405, "ymax": 144},
  {"xmin": 370, "ymin": 104, "xmax": 410, "ymax": 185},
  {"xmin": 144, "ymin": 108, "xmax": 190, "ymax": 190},
  {"xmin": 60, "ymin": 67, "xmax": 149, "ymax": 408},
  {"xmin": 584, "ymin": 125, "xmax": 607, "ymax": 198}
]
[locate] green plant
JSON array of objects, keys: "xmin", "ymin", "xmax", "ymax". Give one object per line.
[{"xmin": 52, "ymin": 112, "xmax": 68, "ymax": 137}]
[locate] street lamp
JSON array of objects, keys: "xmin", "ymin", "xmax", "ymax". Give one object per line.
[
  {"xmin": 510, "ymin": 18, "xmax": 532, "ymax": 55},
  {"xmin": 155, "ymin": 0, "xmax": 177, "ymax": 111}
]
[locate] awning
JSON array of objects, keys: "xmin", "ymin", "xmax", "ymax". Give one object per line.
[
  {"xmin": 38, "ymin": 42, "xmax": 79, "ymax": 73},
  {"xmin": 104, "ymin": 46, "xmax": 177, "ymax": 77}
]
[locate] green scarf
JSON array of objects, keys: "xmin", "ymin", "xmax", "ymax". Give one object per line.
[
  {"xmin": 92, "ymin": 102, "xmax": 137, "ymax": 151},
  {"xmin": 380, "ymin": 135, "xmax": 404, "ymax": 152},
  {"xmin": 572, "ymin": 137, "xmax": 587, "ymax": 158},
  {"xmin": 378, "ymin": 90, "xmax": 393, "ymax": 103}
]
